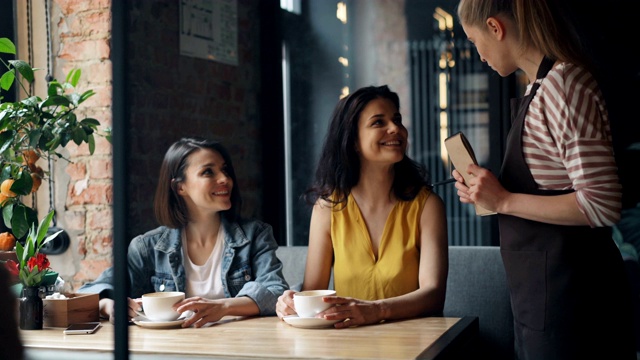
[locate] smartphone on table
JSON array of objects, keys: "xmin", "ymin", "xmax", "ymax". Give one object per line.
[{"xmin": 63, "ymin": 322, "xmax": 101, "ymax": 335}]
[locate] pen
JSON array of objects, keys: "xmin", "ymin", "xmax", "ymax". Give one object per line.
[{"xmin": 432, "ymin": 178, "xmax": 457, "ymax": 186}]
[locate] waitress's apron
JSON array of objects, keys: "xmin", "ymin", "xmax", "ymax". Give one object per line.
[{"xmin": 498, "ymin": 57, "xmax": 635, "ymax": 360}]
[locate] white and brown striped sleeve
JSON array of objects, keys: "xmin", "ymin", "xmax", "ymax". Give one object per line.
[{"xmin": 524, "ymin": 63, "xmax": 622, "ymax": 227}]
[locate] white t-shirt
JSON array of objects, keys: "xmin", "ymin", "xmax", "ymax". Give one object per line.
[{"xmin": 182, "ymin": 226, "xmax": 225, "ymax": 299}]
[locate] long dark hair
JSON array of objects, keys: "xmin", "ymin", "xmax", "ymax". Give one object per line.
[
  {"xmin": 304, "ymin": 85, "xmax": 431, "ymax": 208},
  {"xmin": 154, "ymin": 137, "xmax": 242, "ymax": 228}
]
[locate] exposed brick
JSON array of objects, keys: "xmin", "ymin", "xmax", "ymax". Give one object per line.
[
  {"xmin": 67, "ymin": 183, "xmax": 113, "ymax": 206},
  {"xmin": 89, "ymin": 159, "xmax": 112, "ymax": 179},
  {"xmin": 65, "ymin": 10, "xmax": 112, "ymax": 38},
  {"xmin": 63, "ymin": 210, "xmax": 86, "ymax": 231},
  {"xmin": 88, "ymin": 208, "xmax": 113, "ymax": 230},
  {"xmin": 67, "ymin": 134, "xmax": 112, "ymax": 157},
  {"xmin": 76, "ymin": 235, "xmax": 87, "ymax": 257},
  {"xmin": 55, "ymin": 0, "xmax": 111, "ymax": 16},
  {"xmin": 58, "ymin": 39, "xmax": 111, "ymax": 61},
  {"xmin": 91, "ymin": 232, "xmax": 113, "ymax": 255},
  {"xmin": 85, "ymin": 61, "xmax": 112, "ymax": 85},
  {"xmin": 66, "ymin": 162, "xmax": 87, "ymax": 181},
  {"xmin": 93, "ymin": 136, "xmax": 113, "ymax": 156},
  {"xmin": 82, "ymin": 85, "xmax": 113, "ymax": 108},
  {"xmin": 73, "ymin": 258, "xmax": 112, "ymax": 283}
]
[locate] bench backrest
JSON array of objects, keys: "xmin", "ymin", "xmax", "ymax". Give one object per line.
[{"xmin": 444, "ymin": 245, "xmax": 514, "ymax": 359}]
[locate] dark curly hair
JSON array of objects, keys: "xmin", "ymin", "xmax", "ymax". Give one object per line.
[{"xmin": 304, "ymin": 85, "xmax": 431, "ymax": 208}]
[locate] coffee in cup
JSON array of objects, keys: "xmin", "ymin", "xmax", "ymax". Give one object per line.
[
  {"xmin": 141, "ymin": 291, "xmax": 185, "ymax": 321},
  {"xmin": 293, "ymin": 290, "xmax": 336, "ymax": 318}
]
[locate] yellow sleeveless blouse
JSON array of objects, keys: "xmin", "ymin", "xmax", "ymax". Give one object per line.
[{"xmin": 331, "ymin": 187, "xmax": 430, "ymax": 300}]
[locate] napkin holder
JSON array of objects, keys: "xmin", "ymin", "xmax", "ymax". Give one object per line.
[{"xmin": 43, "ymin": 292, "xmax": 99, "ymax": 327}]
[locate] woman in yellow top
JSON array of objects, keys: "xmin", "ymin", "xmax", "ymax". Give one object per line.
[{"xmin": 276, "ymin": 85, "xmax": 448, "ymax": 328}]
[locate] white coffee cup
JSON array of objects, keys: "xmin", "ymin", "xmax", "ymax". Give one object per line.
[
  {"xmin": 293, "ymin": 290, "xmax": 336, "ymax": 318},
  {"xmin": 141, "ymin": 291, "xmax": 185, "ymax": 321}
]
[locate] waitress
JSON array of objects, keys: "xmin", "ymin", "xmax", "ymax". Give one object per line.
[{"xmin": 452, "ymin": 0, "xmax": 635, "ymax": 359}]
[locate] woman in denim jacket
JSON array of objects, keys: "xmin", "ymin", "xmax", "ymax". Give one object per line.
[{"xmin": 79, "ymin": 137, "xmax": 288, "ymax": 327}]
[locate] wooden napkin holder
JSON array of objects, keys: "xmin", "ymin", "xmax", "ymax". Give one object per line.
[{"xmin": 43, "ymin": 292, "xmax": 99, "ymax": 327}]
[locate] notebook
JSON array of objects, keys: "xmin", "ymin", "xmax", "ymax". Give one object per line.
[{"xmin": 444, "ymin": 132, "xmax": 496, "ymax": 216}]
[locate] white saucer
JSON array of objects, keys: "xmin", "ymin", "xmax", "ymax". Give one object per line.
[
  {"xmin": 132, "ymin": 316, "xmax": 185, "ymax": 329},
  {"xmin": 282, "ymin": 315, "xmax": 339, "ymax": 329}
]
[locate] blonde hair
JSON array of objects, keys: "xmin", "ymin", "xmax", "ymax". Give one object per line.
[{"xmin": 456, "ymin": 0, "xmax": 588, "ymax": 69}]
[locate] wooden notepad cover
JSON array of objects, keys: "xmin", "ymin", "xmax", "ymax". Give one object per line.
[{"xmin": 444, "ymin": 132, "xmax": 496, "ymax": 216}]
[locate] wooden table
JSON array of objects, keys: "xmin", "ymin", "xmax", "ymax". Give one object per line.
[{"xmin": 21, "ymin": 316, "xmax": 478, "ymax": 359}]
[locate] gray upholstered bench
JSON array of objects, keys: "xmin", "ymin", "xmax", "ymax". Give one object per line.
[
  {"xmin": 275, "ymin": 246, "xmax": 308, "ymax": 291},
  {"xmin": 443, "ymin": 246, "xmax": 514, "ymax": 359}
]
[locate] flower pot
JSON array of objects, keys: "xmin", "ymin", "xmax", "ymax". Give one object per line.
[{"xmin": 20, "ymin": 286, "xmax": 43, "ymax": 330}]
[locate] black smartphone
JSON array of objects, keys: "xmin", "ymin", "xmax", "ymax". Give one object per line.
[{"xmin": 63, "ymin": 322, "xmax": 101, "ymax": 335}]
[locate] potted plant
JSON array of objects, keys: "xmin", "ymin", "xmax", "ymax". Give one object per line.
[
  {"xmin": 0, "ymin": 36, "xmax": 109, "ymax": 242},
  {"xmin": 3, "ymin": 210, "xmax": 61, "ymax": 329}
]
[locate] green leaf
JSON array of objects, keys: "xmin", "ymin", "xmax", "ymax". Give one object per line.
[
  {"xmin": 11, "ymin": 168, "xmax": 33, "ymax": 196},
  {"xmin": 47, "ymin": 81, "xmax": 63, "ymax": 97},
  {"xmin": 21, "ymin": 96, "xmax": 39, "ymax": 107},
  {"xmin": 27, "ymin": 129, "xmax": 42, "ymax": 149},
  {"xmin": 15, "ymin": 239, "xmax": 23, "ymax": 266},
  {"xmin": 20, "ymin": 266, "xmax": 30, "ymax": 284},
  {"xmin": 81, "ymin": 118, "xmax": 101, "ymax": 127},
  {"xmin": 10, "ymin": 204, "xmax": 37, "ymax": 240},
  {"xmin": 66, "ymin": 68, "xmax": 81, "ymax": 87},
  {"xmin": 0, "ymin": 166, "xmax": 12, "ymax": 185},
  {"xmin": 88, "ymin": 134, "xmax": 96, "ymax": 154},
  {"xmin": 41, "ymin": 95, "xmax": 71, "ymax": 108},
  {"xmin": 0, "ymin": 38, "xmax": 16, "ymax": 54},
  {"xmin": 79, "ymin": 89, "xmax": 95, "ymax": 103},
  {"xmin": 0, "ymin": 70, "xmax": 15, "ymax": 91},
  {"xmin": 8, "ymin": 60, "xmax": 34, "ymax": 83},
  {"xmin": 22, "ymin": 227, "xmax": 34, "ymax": 261},
  {"xmin": 35, "ymin": 210, "xmax": 55, "ymax": 247},
  {"xmin": 0, "ymin": 130, "xmax": 15, "ymax": 153},
  {"xmin": 45, "ymin": 134, "xmax": 61, "ymax": 150},
  {"xmin": 31, "ymin": 271, "xmax": 43, "ymax": 286},
  {"xmin": 41, "ymin": 229, "xmax": 63, "ymax": 249},
  {"xmin": 72, "ymin": 127, "xmax": 87, "ymax": 145},
  {"xmin": 10, "ymin": 205, "xmax": 28, "ymax": 239}
]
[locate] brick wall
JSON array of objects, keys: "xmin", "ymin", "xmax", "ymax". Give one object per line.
[{"xmin": 46, "ymin": 0, "xmax": 114, "ymax": 289}]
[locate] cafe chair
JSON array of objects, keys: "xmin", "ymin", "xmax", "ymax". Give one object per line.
[{"xmin": 444, "ymin": 245, "xmax": 514, "ymax": 360}]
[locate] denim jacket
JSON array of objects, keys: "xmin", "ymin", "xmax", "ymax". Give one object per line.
[{"xmin": 78, "ymin": 217, "xmax": 289, "ymax": 315}]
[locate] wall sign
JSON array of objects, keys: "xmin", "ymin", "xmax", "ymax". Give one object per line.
[{"xmin": 180, "ymin": 0, "xmax": 238, "ymax": 66}]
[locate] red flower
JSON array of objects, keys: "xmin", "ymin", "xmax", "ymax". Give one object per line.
[
  {"xmin": 26, "ymin": 253, "xmax": 49, "ymax": 272},
  {"xmin": 4, "ymin": 259, "xmax": 19, "ymax": 276}
]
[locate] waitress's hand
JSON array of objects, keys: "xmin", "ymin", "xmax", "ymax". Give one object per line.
[
  {"xmin": 275, "ymin": 290, "xmax": 298, "ymax": 319},
  {"xmin": 453, "ymin": 164, "xmax": 508, "ymax": 213}
]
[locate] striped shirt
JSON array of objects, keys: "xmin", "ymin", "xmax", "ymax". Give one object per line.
[{"xmin": 523, "ymin": 62, "xmax": 621, "ymax": 227}]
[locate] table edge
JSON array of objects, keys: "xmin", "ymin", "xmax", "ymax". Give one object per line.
[{"xmin": 416, "ymin": 316, "xmax": 479, "ymax": 360}]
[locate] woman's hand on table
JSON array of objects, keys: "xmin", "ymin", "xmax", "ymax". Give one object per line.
[
  {"xmin": 275, "ymin": 290, "xmax": 298, "ymax": 319},
  {"xmin": 320, "ymin": 296, "xmax": 383, "ymax": 329},
  {"xmin": 99, "ymin": 297, "xmax": 142, "ymax": 324},
  {"xmin": 174, "ymin": 297, "xmax": 227, "ymax": 328}
]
